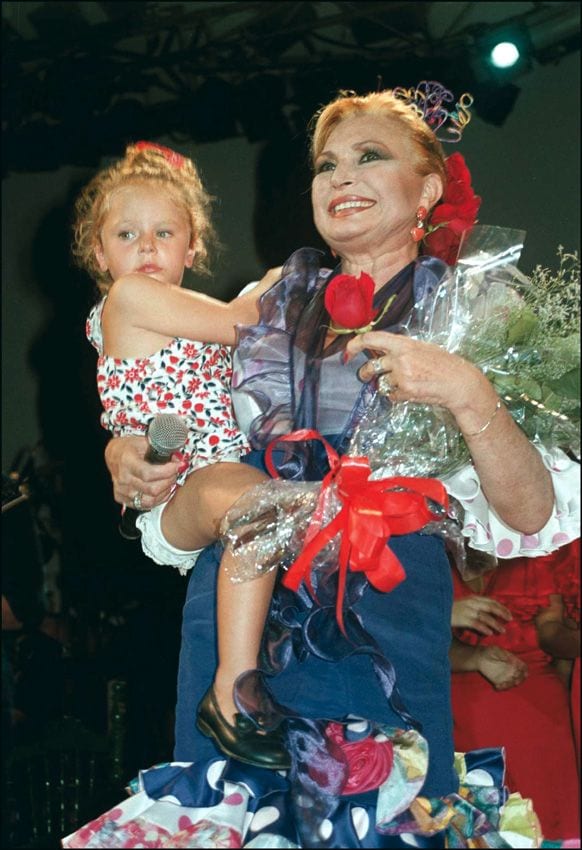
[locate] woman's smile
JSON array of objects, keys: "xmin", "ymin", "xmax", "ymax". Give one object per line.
[{"xmin": 328, "ymin": 195, "xmax": 376, "ymax": 217}]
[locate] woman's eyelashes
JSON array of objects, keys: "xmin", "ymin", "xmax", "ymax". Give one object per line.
[
  {"xmin": 315, "ymin": 159, "xmax": 335, "ymax": 174},
  {"xmin": 359, "ymin": 148, "xmax": 387, "ymax": 163},
  {"xmin": 314, "ymin": 148, "xmax": 389, "ymax": 174}
]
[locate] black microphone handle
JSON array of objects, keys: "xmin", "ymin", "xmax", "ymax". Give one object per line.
[
  {"xmin": 118, "ymin": 506, "xmax": 142, "ymax": 540},
  {"xmin": 118, "ymin": 446, "xmax": 176, "ymax": 541}
]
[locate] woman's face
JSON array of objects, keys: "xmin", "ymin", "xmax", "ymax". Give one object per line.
[
  {"xmin": 312, "ymin": 113, "xmax": 435, "ymax": 257},
  {"xmin": 95, "ymin": 181, "xmax": 195, "ymax": 286}
]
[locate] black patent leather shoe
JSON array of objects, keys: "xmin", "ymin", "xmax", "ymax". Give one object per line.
[{"xmin": 196, "ymin": 687, "xmax": 291, "ymax": 770}]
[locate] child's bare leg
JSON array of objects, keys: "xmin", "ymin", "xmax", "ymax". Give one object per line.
[
  {"xmin": 163, "ymin": 462, "xmax": 290, "ymax": 768},
  {"xmin": 213, "ymin": 553, "xmax": 277, "ymax": 722},
  {"xmin": 161, "ymin": 463, "xmax": 278, "ymax": 716},
  {"xmin": 160, "ymin": 462, "xmax": 266, "ymax": 551}
]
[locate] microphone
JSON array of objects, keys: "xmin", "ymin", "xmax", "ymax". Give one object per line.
[{"xmin": 119, "ymin": 414, "xmax": 189, "ymax": 541}]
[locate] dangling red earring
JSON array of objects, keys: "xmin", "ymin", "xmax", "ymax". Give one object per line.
[{"xmin": 410, "ymin": 206, "xmax": 428, "ymax": 242}]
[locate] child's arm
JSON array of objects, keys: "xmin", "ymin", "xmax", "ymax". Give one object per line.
[
  {"xmin": 105, "ymin": 265, "xmax": 283, "ymax": 350},
  {"xmin": 449, "ymin": 639, "xmax": 528, "ymax": 690},
  {"xmin": 535, "ymin": 594, "xmax": 580, "ymax": 659},
  {"xmin": 451, "ymin": 596, "xmax": 512, "ymax": 636}
]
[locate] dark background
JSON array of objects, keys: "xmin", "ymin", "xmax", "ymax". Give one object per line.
[{"xmin": 1, "ymin": 2, "xmax": 580, "ymax": 844}]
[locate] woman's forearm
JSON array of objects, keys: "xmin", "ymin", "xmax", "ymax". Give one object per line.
[
  {"xmin": 463, "ymin": 403, "xmax": 554, "ymax": 534},
  {"xmin": 450, "ymin": 371, "xmax": 554, "ymax": 534}
]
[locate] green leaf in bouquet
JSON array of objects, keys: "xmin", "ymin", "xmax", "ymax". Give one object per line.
[
  {"xmin": 514, "ymin": 376, "xmax": 544, "ymax": 400},
  {"xmin": 544, "ymin": 367, "xmax": 580, "ymax": 400},
  {"xmin": 539, "ymin": 389, "xmax": 573, "ymax": 418},
  {"xmin": 491, "ymin": 373, "xmax": 542, "ymax": 400},
  {"xmin": 506, "ymin": 307, "xmax": 538, "ymax": 346},
  {"xmin": 489, "ymin": 373, "xmax": 519, "ymax": 396}
]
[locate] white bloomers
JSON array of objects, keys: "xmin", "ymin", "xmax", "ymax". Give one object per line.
[{"xmin": 136, "ymin": 501, "xmax": 203, "ymax": 576}]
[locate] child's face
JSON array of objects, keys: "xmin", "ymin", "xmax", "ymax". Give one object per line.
[{"xmin": 95, "ymin": 181, "xmax": 195, "ymax": 286}]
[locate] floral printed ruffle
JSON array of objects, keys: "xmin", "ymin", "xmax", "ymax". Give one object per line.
[{"xmin": 63, "ymin": 719, "xmax": 552, "ymax": 849}]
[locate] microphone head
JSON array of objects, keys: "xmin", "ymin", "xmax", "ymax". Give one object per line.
[{"xmin": 147, "ymin": 414, "xmax": 189, "ymax": 459}]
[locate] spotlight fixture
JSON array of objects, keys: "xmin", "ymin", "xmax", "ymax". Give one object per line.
[
  {"xmin": 489, "ymin": 41, "xmax": 521, "ymax": 69},
  {"xmin": 478, "ymin": 23, "xmax": 533, "ymax": 77}
]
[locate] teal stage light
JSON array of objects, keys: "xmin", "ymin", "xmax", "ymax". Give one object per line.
[{"xmin": 490, "ymin": 41, "xmax": 521, "ymax": 69}]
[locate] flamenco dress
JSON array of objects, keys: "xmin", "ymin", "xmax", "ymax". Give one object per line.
[
  {"xmin": 451, "ymin": 545, "xmax": 580, "ymax": 840},
  {"xmin": 552, "ymin": 540, "xmax": 580, "ymax": 774},
  {"xmin": 64, "ymin": 249, "xmax": 569, "ymax": 849}
]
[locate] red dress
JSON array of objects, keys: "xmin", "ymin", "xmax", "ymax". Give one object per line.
[
  {"xmin": 451, "ymin": 544, "xmax": 580, "ymax": 841},
  {"xmin": 553, "ymin": 541, "xmax": 581, "ymax": 775}
]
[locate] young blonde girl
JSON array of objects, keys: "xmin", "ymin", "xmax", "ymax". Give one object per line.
[{"xmin": 73, "ymin": 141, "xmax": 288, "ymax": 769}]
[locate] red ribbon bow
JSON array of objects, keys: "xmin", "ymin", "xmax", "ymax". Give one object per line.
[
  {"xmin": 134, "ymin": 140, "xmax": 185, "ymax": 169},
  {"xmin": 266, "ymin": 430, "xmax": 449, "ymax": 635}
]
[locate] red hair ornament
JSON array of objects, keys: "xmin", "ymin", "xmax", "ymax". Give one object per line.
[{"xmin": 134, "ymin": 140, "xmax": 186, "ymax": 169}]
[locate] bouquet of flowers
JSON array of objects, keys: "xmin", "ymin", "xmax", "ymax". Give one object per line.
[{"xmin": 350, "ymin": 227, "xmax": 580, "ymax": 480}]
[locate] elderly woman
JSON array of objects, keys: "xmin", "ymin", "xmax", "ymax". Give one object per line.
[{"xmin": 70, "ymin": 87, "xmax": 578, "ymax": 848}]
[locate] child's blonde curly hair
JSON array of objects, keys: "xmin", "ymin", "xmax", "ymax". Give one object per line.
[{"xmin": 72, "ymin": 142, "xmax": 217, "ymax": 294}]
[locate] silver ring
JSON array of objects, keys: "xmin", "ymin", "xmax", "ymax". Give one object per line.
[
  {"xmin": 378, "ymin": 374, "xmax": 398, "ymax": 396},
  {"xmin": 370, "ymin": 358, "xmax": 384, "ymax": 376},
  {"xmin": 133, "ymin": 491, "xmax": 144, "ymax": 511}
]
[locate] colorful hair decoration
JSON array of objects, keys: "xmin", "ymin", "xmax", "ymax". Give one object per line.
[
  {"xmin": 134, "ymin": 140, "xmax": 186, "ymax": 169},
  {"xmin": 392, "ymin": 81, "xmax": 474, "ymax": 144}
]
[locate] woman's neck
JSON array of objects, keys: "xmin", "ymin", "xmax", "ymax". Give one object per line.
[{"xmin": 339, "ymin": 244, "xmax": 419, "ymax": 291}]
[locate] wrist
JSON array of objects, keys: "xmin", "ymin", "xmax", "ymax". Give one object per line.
[
  {"xmin": 449, "ymin": 373, "xmax": 502, "ymax": 435},
  {"xmin": 473, "ymin": 645, "xmax": 488, "ymax": 674}
]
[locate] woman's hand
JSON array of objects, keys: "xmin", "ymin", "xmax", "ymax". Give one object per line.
[
  {"xmin": 452, "ymin": 596, "xmax": 512, "ymax": 635},
  {"xmin": 346, "ymin": 330, "xmax": 495, "ymax": 419},
  {"xmin": 105, "ymin": 435, "xmax": 180, "ymax": 509},
  {"xmin": 476, "ymin": 645, "xmax": 528, "ymax": 690}
]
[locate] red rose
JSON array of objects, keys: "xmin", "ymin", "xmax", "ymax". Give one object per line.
[
  {"xmin": 324, "ymin": 272, "xmax": 378, "ymax": 332},
  {"xmin": 444, "ymin": 151, "xmax": 472, "ymax": 185},
  {"xmin": 423, "ymin": 225, "xmax": 461, "ymax": 266},
  {"xmin": 325, "ymin": 722, "xmax": 394, "ymax": 795}
]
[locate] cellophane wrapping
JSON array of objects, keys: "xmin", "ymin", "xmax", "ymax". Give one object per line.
[{"xmin": 222, "ymin": 228, "xmax": 580, "ymax": 583}]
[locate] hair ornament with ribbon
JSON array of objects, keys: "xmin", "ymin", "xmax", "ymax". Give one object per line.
[
  {"xmin": 392, "ymin": 81, "xmax": 474, "ymax": 144},
  {"xmin": 133, "ymin": 140, "xmax": 186, "ymax": 169}
]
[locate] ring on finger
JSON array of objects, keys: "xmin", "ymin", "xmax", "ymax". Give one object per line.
[
  {"xmin": 133, "ymin": 491, "xmax": 144, "ymax": 511},
  {"xmin": 370, "ymin": 358, "xmax": 385, "ymax": 376},
  {"xmin": 378, "ymin": 374, "xmax": 399, "ymax": 396}
]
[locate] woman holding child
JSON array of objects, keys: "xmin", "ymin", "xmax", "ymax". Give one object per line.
[{"xmin": 66, "ymin": 83, "xmax": 578, "ymax": 847}]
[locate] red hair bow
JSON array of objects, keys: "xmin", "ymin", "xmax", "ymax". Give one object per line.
[{"xmin": 134, "ymin": 140, "xmax": 185, "ymax": 169}]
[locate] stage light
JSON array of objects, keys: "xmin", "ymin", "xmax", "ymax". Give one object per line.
[
  {"xmin": 475, "ymin": 22, "xmax": 533, "ymax": 79},
  {"xmin": 490, "ymin": 41, "xmax": 520, "ymax": 69}
]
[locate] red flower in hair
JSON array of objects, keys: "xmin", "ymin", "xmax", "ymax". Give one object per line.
[
  {"xmin": 423, "ymin": 152, "xmax": 481, "ymax": 265},
  {"xmin": 134, "ymin": 140, "xmax": 185, "ymax": 169}
]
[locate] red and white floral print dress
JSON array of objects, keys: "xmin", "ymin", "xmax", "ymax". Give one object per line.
[{"xmin": 87, "ymin": 297, "xmax": 249, "ymax": 486}]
